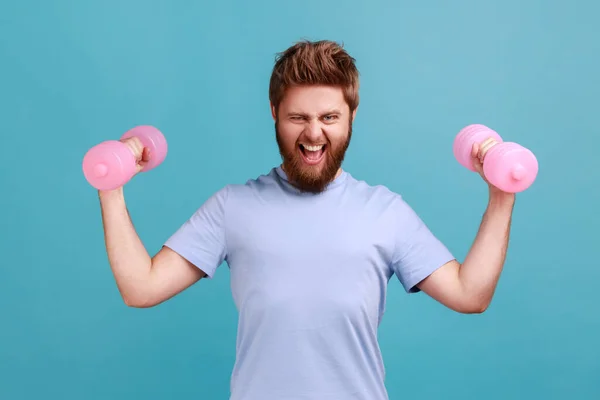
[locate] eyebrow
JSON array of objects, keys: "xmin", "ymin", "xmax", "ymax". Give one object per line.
[{"xmin": 287, "ymin": 109, "xmax": 343, "ymax": 117}]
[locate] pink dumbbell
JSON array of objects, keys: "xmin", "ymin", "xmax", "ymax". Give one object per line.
[
  {"xmin": 453, "ymin": 124, "xmax": 538, "ymax": 193},
  {"xmin": 82, "ymin": 125, "xmax": 168, "ymax": 191}
]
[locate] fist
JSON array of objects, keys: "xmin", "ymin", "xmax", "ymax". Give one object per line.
[
  {"xmin": 120, "ymin": 136, "xmax": 151, "ymax": 174},
  {"xmin": 471, "ymin": 141, "xmax": 513, "ymax": 197},
  {"xmin": 471, "ymin": 141, "xmax": 491, "ymax": 182}
]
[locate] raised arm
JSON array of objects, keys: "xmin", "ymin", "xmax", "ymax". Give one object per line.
[
  {"xmin": 415, "ymin": 142, "xmax": 516, "ymax": 313},
  {"xmin": 416, "ymin": 191, "xmax": 514, "ymax": 313},
  {"xmin": 99, "ymin": 188, "xmax": 206, "ymax": 308}
]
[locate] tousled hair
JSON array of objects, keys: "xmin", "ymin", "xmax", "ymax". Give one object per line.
[{"xmin": 269, "ymin": 40, "xmax": 359, "ymax": 115}]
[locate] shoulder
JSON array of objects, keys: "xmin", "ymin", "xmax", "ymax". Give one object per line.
[
  {"xmin": 341, "ymin": 173, "xmax": 426, "ymax": 230},
  {"xmin": 206, "ymin": 167, "xmax": 284, "ymax": 207},
  {"xmin": 344, "ymin": 172, "xmax": 406, "ymax": 209},
  {"xmin": 222, "ymin": 168, "xmax": 282, "ymax": 196}
]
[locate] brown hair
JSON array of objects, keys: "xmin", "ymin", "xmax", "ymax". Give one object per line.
[{"xmin": 269, "ymin": 40, "xmax": 360, "ymax": 116}]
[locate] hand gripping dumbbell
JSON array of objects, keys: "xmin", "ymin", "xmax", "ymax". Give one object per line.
[
  {"xmin": 453, "ymin": 124, "xmax": 538, "ymax": 193},
  {"xmin": 82, "ymin": 125, "xmax": 167, "ymax": 191}
]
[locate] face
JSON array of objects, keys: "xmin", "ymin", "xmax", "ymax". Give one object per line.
[{"xmin": 272, "ymin": 85, "xmax": 356, "ymax": 193}]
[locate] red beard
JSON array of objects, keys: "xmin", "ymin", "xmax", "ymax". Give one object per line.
[{"xmin": 275, "ymin": 120, "xmax": 352, "ymax": 194}]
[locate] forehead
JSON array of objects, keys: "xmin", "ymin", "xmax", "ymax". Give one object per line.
[{"xmin": 279, "ymin": 85, "xmax": 348, "ymax": 114}]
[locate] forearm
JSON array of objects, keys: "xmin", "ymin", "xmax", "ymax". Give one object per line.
[
  {"xmin": 99, "ymin": 188, "xmax": 152, "ymax": 305},
  {"xmin": 459, "ymin": 191, "xmax": 515, "ymax": 309}
]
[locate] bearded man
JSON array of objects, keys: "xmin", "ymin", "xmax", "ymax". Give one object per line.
[{"xmin": 98, "ymin": 40, "xmax": 515, "ymax": 400}]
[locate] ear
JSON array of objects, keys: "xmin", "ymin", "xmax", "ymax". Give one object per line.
[{"xmin": 270, "ymin": 102, "xmax": 277, "ymax": 120}]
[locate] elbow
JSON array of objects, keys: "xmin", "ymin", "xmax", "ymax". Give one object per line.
[
  {"xmin": 461, "ymin": 299, "xmax": 490, "ymax": 314},
  {"xmin": 124, "ymin": 299, "xmax": 149, "ymax": 308},
  {"xmin": 122, "ymin": 292, "xmax": 157, "ymax": 309},
  {"xmin": 124, "ymin": 297, "xmax": 155, "ymax": 308},
  {"xmin": 118, "ymin": 277, "xmax": 158, "ymax": 308},
  {"xmin": 463, "ymin": 304, "xmax": 488, "ymax": 314}
]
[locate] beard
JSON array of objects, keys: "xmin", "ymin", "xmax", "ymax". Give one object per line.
[{"xmin": 275, "ymin": 120, "xmax": 352, "ymax": 194}]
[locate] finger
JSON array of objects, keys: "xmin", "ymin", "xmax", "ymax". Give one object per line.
[
  {"xmin": 123, "ymin": 138, "xmax": 143, "ymax": 160},
  {"xmin": 141, "ymin": 147, "xmax": 151, "ymax": 162},
  {"xmin": 471, "ymin": 151, "xmax": 483, "ymax": 170},
  {"xmin": 133, "ymin": 138, "xmax": 144, "ymax": 159},
  {"xmin": 471, "ymin": 143, "xmax": 480, "ymax": 158}
]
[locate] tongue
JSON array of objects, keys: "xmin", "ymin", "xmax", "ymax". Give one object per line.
[{"xmin": 305, "ymin": 149, "xmax": 323, "ymax": 161}]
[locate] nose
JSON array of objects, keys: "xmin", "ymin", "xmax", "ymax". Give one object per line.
[{"xmin": 305, "ymin": 119, "xmax": 323, "ymax": 142}]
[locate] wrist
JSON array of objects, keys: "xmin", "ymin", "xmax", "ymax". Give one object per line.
[
  {"xmin": 98, "ymin": 187, "xmax": 125, "ymax": 203},
  {"xmin": 488, "ymin": 188, "xmax": 515, "ymax": 210}
]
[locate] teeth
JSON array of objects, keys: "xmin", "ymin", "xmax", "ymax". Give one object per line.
[{"xmin": 303, "ymin": 144, "xmax": 324, "ymax": 151}]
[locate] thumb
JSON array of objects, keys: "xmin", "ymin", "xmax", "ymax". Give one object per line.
[{"xmin": 135, "ymin": 147, "xmax": 151, "ymax": 173}]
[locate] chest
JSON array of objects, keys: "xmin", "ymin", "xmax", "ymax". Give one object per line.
[
  {"xmin": 228, "ymin": 198, "xmax": 395, "ymax": 266},
  {"xmin": 225, "ymin": 199, "xmax": 395, "ymax": 300}
]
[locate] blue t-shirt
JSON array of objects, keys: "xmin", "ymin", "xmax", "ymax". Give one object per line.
[{"xmin": 164, "ymin": 166, "xmax": 455, "ymax": 400}]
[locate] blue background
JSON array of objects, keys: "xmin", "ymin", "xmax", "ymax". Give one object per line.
[{"xmin": 1, "ymin": 1, "xmax": 598, "ymax": 399}]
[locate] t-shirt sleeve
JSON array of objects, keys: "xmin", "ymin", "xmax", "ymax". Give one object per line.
[
  {"xmin": 390, "ymin": 196, "xmax": 455, "ymax": 293},
  {"xmin": 163, "ymin": 186, "xmax": 229, "ymax": 278}
]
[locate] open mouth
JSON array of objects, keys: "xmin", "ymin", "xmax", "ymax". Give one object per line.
[{"xmin": 299, "ymin": 143, "xmax": 327, "ymax": 165}]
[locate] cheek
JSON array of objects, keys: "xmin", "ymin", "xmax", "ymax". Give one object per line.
[
  {"xmin": 325, "ymin": 124, "xmax": 350, "ymax": 142},
  {"xmin": 278, "ymin": 123, "xmax": 302, "ymax": 145}
]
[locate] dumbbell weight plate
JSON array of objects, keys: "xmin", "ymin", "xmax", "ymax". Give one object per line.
[
  {"xmin": 82, "ymin": 140, "xmax": 138, "ymax": 191},
  {"xmin": 483, "ymin": 142, "xmax": 539, "ymax": 193}
]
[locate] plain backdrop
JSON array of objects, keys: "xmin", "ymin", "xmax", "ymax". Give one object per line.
[{"xmin": 1, "ymin": 1, "xmax": 598, "ymax": 399}]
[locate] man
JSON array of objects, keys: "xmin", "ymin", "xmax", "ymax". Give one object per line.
[{"xmin": 99, "ymin": 40, "xmax": 515, "ymax": 399}]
